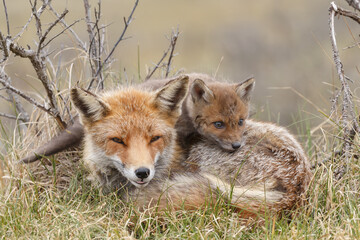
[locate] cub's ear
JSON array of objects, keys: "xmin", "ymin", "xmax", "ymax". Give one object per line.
[
  {"xmin": 154, "ymin": 75, "xmax": 189, "ymax": 116},
  {"xmin": 190, "ymin": 78, "xmax": 214, "ymax": 103},
  {"xmin": 235, "ymin": 77, "xmax": 255, "ymax": 102},
  {"xmin": 71, "ymin": 88, "xmax": 110, "ymax": 123}
]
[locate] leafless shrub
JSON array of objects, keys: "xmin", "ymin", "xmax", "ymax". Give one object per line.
[
  {"xmin": 0, "ymin": 0, "xmax": 140, "ymax": 131},
  {"xmin": 328, "ymin": 0, "xmax": 360, "ymax": 177}
]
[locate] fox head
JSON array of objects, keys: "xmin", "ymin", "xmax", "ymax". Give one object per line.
[
  {"xmin": 187, "ymin": 77, "xmax": 255, "ymax": 152},
  {"xmin": 71, "ymin": 76, "xmax": 189, "ymax": 188}
]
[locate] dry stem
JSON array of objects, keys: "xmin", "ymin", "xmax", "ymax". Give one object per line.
[{"xmin": 328, "ymin": 1, "xmax": 360, "ymax": 176}]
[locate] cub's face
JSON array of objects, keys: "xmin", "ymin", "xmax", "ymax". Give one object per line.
[
  {"xmin": 71, "ymin": 76, "xmax": 189, "ymax": 188},
  {"xmin": 188, "ymin": 78, "xmax": 255, "ymax": 152}
]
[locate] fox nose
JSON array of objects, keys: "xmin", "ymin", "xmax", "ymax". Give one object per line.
[
  {"xmin": 231, "ymin": 142, "xmax": 241, "ymax": 150},
  {"xmin": 135, "ymin": 167, "xmax": 150, "ymax": 180}
]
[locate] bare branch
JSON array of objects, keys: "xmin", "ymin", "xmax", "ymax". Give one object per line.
[
  {"xmin": 145, "ymin": 53, "xmax": 168, "ymax": 80},
  {"xmin": 329, "ymin": 2, "xmax": 359, "ymax": 174},
  {"xmin": 343, "ymin": 40, "xmax": 360, "ymax": 49},
  {"xmin": 335, "ymin": 5, "xmax": 360, "ymax": 24},
  {"xmin": 165, "ymin": 27, "xmax": 179, "ymax": 78},
  {"xmin": 0, "ymin": 94, "xmax": 11, "ymax": 102},
  {"xmin": 345, "ymin": 0, "xmax": 360, "ymax": 11},
  {"xmin": 30, "ymin": 0, "xmax": 42, "ymax": 39},
  {"xmin": 0, "ymin": 32, "xmax": 9, "ymax": 62},
  {"xmin": 48, "ymin": 3, "xmax": 86, "ymax": 50},
  {"xmin": 0, "ymin": 69, "xmax": 30, "ymax": 123},
  {"xmin": 2, "ymin": 0, "xmax": 10, "ymax": 35},
  {"xmin": 42, "ymin": 17, "xmax": 81, "ymax": 50},
  {"xmin": 37, "ymin": 9, "xmax": 69, "ymax": 54},
  {"xmin": 145, "ymin": 30, "xmax": 180, "ymax": 80},
  {"xmin": 83, "ymin": 0, "xmax": 97, "ymax": 78},
  {"xmin": 0, "ymin": 112, "xmax": 27, "ymax": 122},
  {"xmin": 13, "ymin": 15, "xmax": 33, "ymax": 40},
  {"xmin": 6, "ymin": 33, "xmax": 66, "ymax": 128},
  {"xmin": 0, "ymin": 72, "xmax": 57, "ymax": 118},
  {"xmin": 88, "ymin": 0, "xmax": 140, "ymax": 90}
]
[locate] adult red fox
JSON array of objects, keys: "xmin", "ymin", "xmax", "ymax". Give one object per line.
[
  {"xmin": 70, "ymin": 76, "xmax": 311, "ymax": 218},
  {"xmin": 20, "ymin": 73, "xmax": 254, "ymax": 163}
]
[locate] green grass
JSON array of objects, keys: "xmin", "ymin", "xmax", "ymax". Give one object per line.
[{"xmin": 0, "ymin": 116, "xmax": 360, "ymax": 239}]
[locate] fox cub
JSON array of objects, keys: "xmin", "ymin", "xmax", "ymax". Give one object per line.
[
  {"xmin": 70, "ymin": 76, "xmax": 312, "ymax": 218},
  {"xmin": 141, "ymin": 73, "xmax": 255, "ymax": 152}
]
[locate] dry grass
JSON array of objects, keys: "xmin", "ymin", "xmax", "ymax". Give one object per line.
[{"xmin": 0, "ymin": 105, "xmax": 360, "ymax": 239}]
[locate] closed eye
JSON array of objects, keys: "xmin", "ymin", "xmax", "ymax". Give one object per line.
[
  {"xmin": 150, "ymin": 136, "xmax": 161, "ymax": 143},
  {"xmin": 111, "ymin": 137, "xmax": 126, "ymax": 146}
]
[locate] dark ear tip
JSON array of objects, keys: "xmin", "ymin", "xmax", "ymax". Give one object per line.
[
  {"xmin": 70, "ymin": 88, "xmax": 78, "ymax": 99},
  {"xmin": 176, "ymin": 75, "xmax": 190, "ymax": 85},
  {"xmin": 190, "ymin": 79, "xmax": 206, "ymax": 91},
  {"xmin": 180, "ymin": 75, "xmax": 190, "ymax": 84},
  {"xmin": 193, "ymin": 78, "xmax": 205, "ymax": 84},
  {"xmin": 244, "ymin": 76, "xmax": 255, "ymax": 84}
]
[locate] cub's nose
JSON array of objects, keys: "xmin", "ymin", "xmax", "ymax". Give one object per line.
[
  {"xmin": 135, "ymin": 167, "xmax": 150, "ymax": 180},
  {"xmin": 231, "ymin": 142, "xmax": 241, "ymax": 150}
]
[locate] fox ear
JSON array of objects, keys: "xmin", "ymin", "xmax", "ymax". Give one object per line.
[
  {"xmin": 235, "ymin": 77, "xmax": 255, "ymax": 102},
  {"xmin": 71, "ymin": 88, "xmax": 110, "ymax": 123},
  {"xmin": 190, "ymin": 79, "xmax": 214, "ymax": 103},
  {"xmin": 154, "ymin": 75, "xmax": 189, "ymax": 116}
]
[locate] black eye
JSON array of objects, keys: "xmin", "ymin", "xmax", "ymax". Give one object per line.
[
  {"xmin": 213, "ymin": 121, "xmax": 225, "ymax": 129},
  {"xmin": 111, "ymin": 137, "xmax": 125, "ymax": 145},
  {"xmin": 150, "ymin": 136, "xmax": 161, "ymax": 143},
  {"xmin": 238, "ymin": 119, "xmax": 244, "ymax": 126}
]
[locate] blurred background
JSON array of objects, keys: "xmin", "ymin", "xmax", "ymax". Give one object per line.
[{"xmin": 1, "ymin": 0, "xmax": 360, "ymax": 130}]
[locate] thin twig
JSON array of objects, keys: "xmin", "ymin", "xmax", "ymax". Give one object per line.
[
  {"xmin": 48, "ymin": 3, "xmax": 86, "ymax": 50},
  {"xmin": 30, "ymin": 0, "xmax": 43, "ymax": 40},
  {"xmin": 0, "ymin": 73, "xmax": 57, "ymax": 117},
  {"xmin": 13, "ymin": 15, "xmax": 33, "ymax": 40},
  {"xmin": 2, "ymin": 0, "xmax": 10, "ymax": 35},
  {"xmin": 42, "ymin": 18, "xmax": 82, "ymax": 49},
  {"xmin": 329, "ymin": 2, "xmax": 359, "ymax": 176},
  {"xmin": 145, "ymin": 43, "xmax": 172, "ymax": 80},
  {"xmin": 0, "ymin": 112, "xmax": 27, "ymax": 122},
  {"xmin": 345, "ymin": 0, "xmax": 360, "ymax": 11},
  {"xmin": 37, "ymin": 9, "xmax": 69, "ymax": 54},
  {"xmin": 0, "ymin": 93, "xmax": 12, "ymax": 102},
  {"xmin": 0, "ymin": 69, "xmax": 30, "ymax": 123},
  {"xmin": 14, "ymin": 0, "xmax": 48, "ymax": 41},
  {"xmin": 0, "ymin": 32, "xmax": 9, "ymax": 62},
  {"xmin": 83, "ymin": 0, "xmax": 97, "ymax": 80},
  {"xmin": 145, "ymin": 28, "xmax": 180, "ymax": 80},
  {"xmin": 88, "ymin": 0, "xmax": 139, "ymax": 90},
  {"xmin": 330, "ymin": 86, "xmax": 342, "ymax": 117},
  {"xmin": 6, "ymin": 40, "xmax": 65, "ymax": 127},
  {"xmin": 343, "ymin": 41, "xmax": 360, "ymax": 50},
  {"xmin": 165, "ymin": 27, "xmax": 179, "ymax": 78},
  {"xmin": 335, "ymin": 5, "xmax": 360, "ymax": 24}
]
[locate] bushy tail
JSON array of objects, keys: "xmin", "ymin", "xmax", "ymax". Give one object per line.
[
  {"xmin": 20, "ymin": 117, "xmax": 84, "ymax": 163},
  {"xmin": 202, "ymin": 173, "xmax": 284, "ymax": 205}
]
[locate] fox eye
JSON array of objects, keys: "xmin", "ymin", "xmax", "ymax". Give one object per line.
[
  {"xmin": 238, "ymin": 119, "xmax": 244, "ymax": 126},
  {"xmin": 213, "ymin": 121, "xmax": 225, "ymax": 129},
  {"xmin": 111, "ymin": 137, "xmax": 125, "ymax": 145},
  {"xmin": 150, "ymin": 136, "xmax": 161, "ymax": 143}
]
